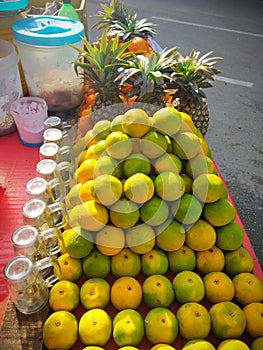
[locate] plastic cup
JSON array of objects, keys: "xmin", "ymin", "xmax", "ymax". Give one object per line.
[{"xmin": 10, "ymin": 96, "xmax": 48, "ymax": 147}]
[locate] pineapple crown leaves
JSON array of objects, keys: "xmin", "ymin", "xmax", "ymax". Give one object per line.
[
  {"xmin": 93, "ymin": 0, "xmax": 158, "ymax": 40},
  {"xmin": 170, "ymin": 49, "xmax": 222, "ymax": 102},
  {"xmin": 70, "ymin": 30, "xmax": 133, "ymax": 92},
  {"xmin": 117, "ymin": 47, "xmax": 179, "ymax": 98}
]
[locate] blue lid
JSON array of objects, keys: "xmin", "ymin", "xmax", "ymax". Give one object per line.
[
  {"xmin": 12, "ymin": 16, "xmax": 84, "ymax": 46},
  {"xmin": 0, "ymin": 0, "xmax": 28, "ymax": 11}
]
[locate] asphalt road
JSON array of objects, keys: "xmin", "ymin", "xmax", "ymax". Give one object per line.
[{"xmin": 86, "ymin": 0, "xmax": 263, "ymax": 267}]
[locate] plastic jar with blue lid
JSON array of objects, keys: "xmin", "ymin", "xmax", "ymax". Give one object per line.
[{"xmin": 12, "ymin": 16, "xmax": 85, "ymax": 112}]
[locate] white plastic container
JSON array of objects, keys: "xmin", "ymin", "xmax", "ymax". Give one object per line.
[
  {"xmin": 12, "ymin": 16, "xmax": 84, "ymax": 112},
  {"xmin": 0, "ymin": 39, "xmax": 23, "ymax": 136}
]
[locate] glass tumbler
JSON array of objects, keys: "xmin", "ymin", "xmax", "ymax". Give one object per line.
[{"xmin": 4, "ymin": 255, "xmax": 59, "ymax": 314}]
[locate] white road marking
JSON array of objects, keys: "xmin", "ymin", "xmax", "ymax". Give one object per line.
[
  {"xmin": 152, "ymin": 16, "xmax": 263, "ymax": 38},
  {"xmin": 215, "ymin": 76, "xmax": 254, "ymax": 88},
  {"xmin": 153, "ymin": 16, "xmax": 255, "ymax": 88}
]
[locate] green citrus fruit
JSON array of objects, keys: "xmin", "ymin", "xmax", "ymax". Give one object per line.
[
  {"xmin": 142, "ymin": 274, "xmax": 174, "ymax": 308},
  {"xmin": 172, "ymin": 271, "xmax": 205, "ymax": 303}
]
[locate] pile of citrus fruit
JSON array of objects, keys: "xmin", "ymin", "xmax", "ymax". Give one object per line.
[{"xmin": 43, "ymin": 106, "xmax": 263, "ymax": 350}]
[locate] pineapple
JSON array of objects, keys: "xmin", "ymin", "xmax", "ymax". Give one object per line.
[
  {"xmin": 71, "ymin": 29, "xmax": 134, "ymax": 124},
  {"xmin": 117, "ymin": 47, "xmax": 179, "ymax": 115},
  {"xmin": 169, "ymin": 49, "xmax": 222, "ymax": 136},
  {"xmin": 93, "ymin": 0, "xmax": 158, "ymax": 41}
]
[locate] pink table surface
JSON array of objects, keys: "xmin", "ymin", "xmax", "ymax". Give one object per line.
[{"xmin": 0, "ymin": 131, "xmax": 262, "ymax": 328}]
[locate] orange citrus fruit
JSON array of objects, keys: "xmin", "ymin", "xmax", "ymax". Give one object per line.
[
  {"xmin": 121, "ymin": 108, "xmax": 151, "ymax": 137},
  {"xmin": 105, "ymin": 131, "xmax": 133, "ymax": 159},
  {"xmin": 95, "ymin": 225, "xmax": 125, "ymax": 256},
  {"xmin": 233, "ymin": 272, "xmax": 263, "ymax": 305},
  {"xmin": 203, "ymin": 198, "xmax": 236, "ymax": 226},
  {"xmin": 203, "ymin": 271, "xmax": 235, "ymax": 303},
  {"xmin": 62, "ymin": 226, "xmax": 94, "ymax": 259},
  {"xmin": 192, "ymin": 173, "xmax": 224, "ymax": 203},
  {"xmin": 79, "ymin": 308, "xmax": 112, "ymax": 346},
  {"xmin": 80, "ymin": 278, "xmax": 110, "ymax": 310},
  {"xmin": 82, "ymin": 247, "xmax": 110, "ymax": 278},
  {"xmin": 113, "ymin": 309, "xmax": 144, "ymax": 347},
  {"xmin": 185, "ymin": 219, "xmax": 216, "ymax": 251},
  {"xmin": 176, "ymin": 302, "xmax": 211, "ymax": 340},
  {"xmin": 182, "ymin": 339, "xmax": 216, "ymax": 350},
  {"xmin": 92, "ymin": 174, "xmax": 123, "ymax": 206},
  {"xmin": 172, "ymin": 271, "xmax": 205, "ymax": 303},
  {"xmin": 57, "ymin": 253, "xmax": 82, "ymax": 282},
  {"xmin": 167, "ymin": 245, "xmax": 196, "ymax": 273},
  {"xmin": 124, "ymin": 173, "xmax": 154, "ymax": 203},
  {"xmin": 126, "ymin": 223, "xmax": 155, "ymax": 254},
  {"xmin": 154, "ymin": 171, "xmax": 185, "ymax": 201},
  {"xmin": 224, "ymin": 246, "xmax": 254, "ymax": 276},
  {"xmin": 196, "ymin": 246, "xmax": 225, "ymax": 274},
  {"xmin": 111, "ymin": 276, "xmax": 142, "ymax": 310},
  {"xmin": 243, "ymin": 302, "xmax": 263, "ymax": 338},
  {"xmin": 155, "ymin": 219, "xmax": 185, "ymax": 252},
  {"xmin": 173, "ymin": 132, "xmax": 201, "ymax": 160},
  {"xmin": 43, "ymin": 311, "xmax": 78, "ymax": 349},
  {"xmin": 141, "ymin": 247, "xmax": 169, "ymax": 276},
  {"xmin": 142, "ymin": 274, "xmax": 174, "ymax": 308},
  {"xmin": 111, "ymin": 248, "xmax": 141, "ymax": 278},
  {"xmin": 144, "ymin": 307, "xmax": 178, "ymax": 344},
  {"xmin": 209, "ymin": 301, "xmax": 246, "ymax": 339},
  {"xmin": 152, "ymin": 106, "xmax": 182, "ymax": 136},
  {"xmin": 154, "ymin": 152, "xmax": 182, "ymax": 174},
  {"xmin": 49, "ymin": 280, "xmax": 79, "ymax": 312},
  {"xmin": 140, "ymin": 130, "xmax": 168, "ymax": 159},
  {"xmin": 217, "ymin": 339, "xmax": 250, "ymax": 350}
]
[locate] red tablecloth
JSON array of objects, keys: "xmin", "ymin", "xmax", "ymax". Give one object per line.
[{"xmin": 0, "ymin": 131, "xmax": 262, "ymax": 329}]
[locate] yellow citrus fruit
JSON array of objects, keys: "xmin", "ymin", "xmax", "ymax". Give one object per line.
[
  {"xmin": 156, "ymin": 219, "xmax": 185, "ymax": 252},
  {"xmin": 82, "ymin": 247, "xmax": 110, "ymax": 278},
  {"xmin": 185, "ymin": 154, "xmax": 215, "ymax": 178},
  {"xmin": 80, "ymin": 278, "xmax": 110, "ymax": 310},
  {"xmin": 203, "ymin": 271, "xmax": 235, "ymax": 303},
  {"xmin": 92, "ymin": 119, "xmax": 111, "ymax": 141},
  {"xmin": 121, "ymin": 108, "xmax": 151, "ymax": 137},
  {"xmin": 140, "ymin": 130, "xmax": 168, "ymax": 159},
  {"xmin": 209, "ymin": 301, "xmax": 246, "ymax": 339},
  {"xmin": 243, "ymin": 302, "xmax": 263, "ymax": 337},
  {"xmin": 141, "ymin": 247, "xmax": 169, "ymax": 276},
  {"xmin": 123, "ymin": 153, "xmax": 151, "ymax": 177},
  {"xmin": 49, "ymin": 280, "xmax": 79, "ymax": 311},
  {"xmin": 124, "ymin": 173, "xmax": 154, "ymax": 203},
  {"xmin": 69, "ymin": 200, "xmax": 108, "ymax": 231},
  {"xmin": 154, "ymin": 152, "xmax": 182, "ymax": 174},
  {"xmin": 118, "ymin": 347, "xmax": 139, "ymax": 350},
  {"xmin": 62, "ymin": 226, "xmax": 94, "ymax": 259},
  {"xmin": 192, "ymin": 173, "xmax": 224, "ymax": 203},
  {"xmin": 65, "ymin": 183, "xmax": 82, "ymax": 208},
  {"xmin": 179, "ymin": 111, "xmax": 194, "ymax": 131},
  {"xmin": 224, "ymin": 246, "xmax": 254, "ymax": 276},
  {"xmin": 150, "ymin": 345, "xmax": 176, "ymax": 350},
  {"xmin": 233, "ymin": 272, "xmax": 263, "ymax": 305},
  {"xmin": 84, "ymin": 143, "xmax": 99, "ymax": 160},
  {"xmin": 92, "ymin": 139, "xmax": 107, "ymax": 159},
  {"xmin": 79, "ymin": 309, "xmax": 112, "ymax": 346},
  {"xmin": 94, "ymin": 155, "xmax": 122, "ymax": 178},
  {"xmin": 82, "ymin": 347, "xmax": 104, "ymax": 350},
  {"xmin": 84, "ymin": 129, "xmax": 97, "ymax": 148},
  {"xmin": 217, "ymin": 340, "xmax": 250, "ymax": 350},
  {"xmin": 92, "ymin": 174, "xmax": 123, "ymax": 206},
  {"xmin": 43, "ymin": 310, "xmax": 78, "ymax": 349},
  {"xmin": 142, "ymin": 274, "xmax": 174, "ymax": 308},
  {"xmin": 251, "ymin": 337, "xmax": 263, "ymax": 350},
  {"xmin": 181, "ymin": 173, "xmax": 193, "ymax": 194},
  {"xmin": 183, "ymin": 339, "xmax": 216, "ymax": 350},
  {"xmin": 196, "ymin": 246, "xmax": 225, "ymax": 274},
  {"xmin": 176, "ymin": 302, "xmax": 211, "ymax": 340},
  {"xmin": 111, "ymin": 276, "xmax": 142, "ymax": 310},
  {"xmin": 167, "ymin": 245, "xmax": 196, "ymax": 273},
  {"xmin": 111, "ymin": 248, "xmax": 141, "ymax": 278},
  {"xmin": 215, "ymin": 221, "xmax": 244, "ymax": 250},
  {"xmin": 172, "ymin": 271, "xmax": 205, "ymax": 303},
  {"xmin": 154, "ymin": 171, "xmax": 185, "ymax": 201},
  {"xmin": 203, "ymin": 198, "xmax": 236, "ymax": 226},
  {"xmin": 171, "ymin": 194, "xmax": 203, "ymax": 225},
  {"xmin": 140, "ymin": 196, "xmax": 169, "ymax": 226},
  {"xmin": 185, "ymin": 219, "xmax": 216, "ymax": 251},
  {"xmin": 152, "ymin": 106, "xmax": 182, "ymax": 136},
  {"xmin": 57, "ymin": 253, "xmax": 82, "ymax": 281},
  {"xmin": 75, "ymin": 158, "xmax": 97, "ymax": 183},
  {"xmin": 111, "ymin": 113, "xmax": 124, "ymax": 132},
  {"xmin": 105, "ymin": 131, "xmax": 133, "ymax": 159},
  {"xmin": 126, "ymin": 223, "xmax": 155, "ymax": 254},
  {"xmin": 113, "ymin": 309, "xmax": 144, "ymax": 347},
  {"xmin": 95, "ymin": 225, "xmax": 125, "ymax": 256},
  {"xmin": 144, "ymin": 307, "xmax": 178, "ymax": 344},
  {"xmin": 109, "ymin": 199, "xmax": 140, "ymax": 228},
  {"xmin": 79, "ymin": 180, "xmax": 95, "ymax": 202},
  {"xmin": 173, "ymin": 132, "xmax": 201, "ymax": 160}
]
